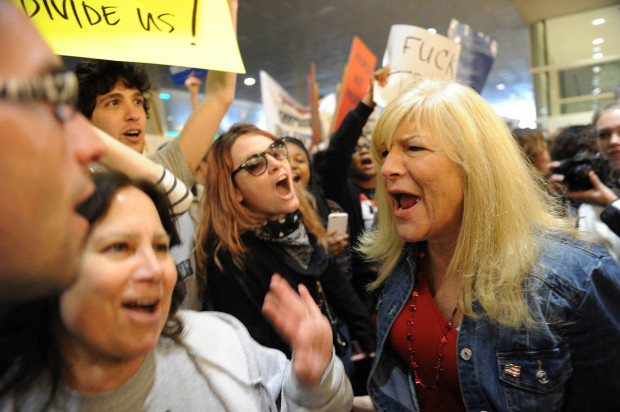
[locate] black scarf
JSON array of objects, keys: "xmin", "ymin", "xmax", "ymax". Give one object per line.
[{"xmin": 252, "ymin": 211, "xmax": 313, "ymax": 269}]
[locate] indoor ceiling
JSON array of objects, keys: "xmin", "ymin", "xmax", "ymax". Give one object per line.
[
  {"xmin": 63, "ymin": 0, "xmax": 618, "ymax": 126},
  {"xmin": 177, "ymin": 0, "xmax": 534, "ymax": 106},
  {"xmin": 150, "ymin": 0, "xmax": 617, "ymax": 108}
]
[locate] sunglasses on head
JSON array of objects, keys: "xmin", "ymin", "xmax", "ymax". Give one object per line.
[{"xmin": 231, "ymin": 139, "xmax": 288, "ymax": 178}]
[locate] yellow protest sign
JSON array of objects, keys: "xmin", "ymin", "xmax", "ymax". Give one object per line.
[{"xmin": 11, "ymin": 0, "xmax": 245, "ymax": 73}]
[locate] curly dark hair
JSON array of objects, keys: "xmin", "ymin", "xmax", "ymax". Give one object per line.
[
  {"xmin": 75, "ymin": 59, "xmax": 151, "ymax": 118},
  {"xmin": 549, "ymin": 125, "xmax": 597, "ymax": 161}
]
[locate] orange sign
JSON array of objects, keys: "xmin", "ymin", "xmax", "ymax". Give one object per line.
[{"xmin": 332, "ymin": 36, "xmax": 377, "ymax": 134}]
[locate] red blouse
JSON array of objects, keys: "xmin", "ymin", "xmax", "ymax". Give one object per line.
[{"xmin": 389, "ymin": 267, "xmax": 466, "ymax": 412}]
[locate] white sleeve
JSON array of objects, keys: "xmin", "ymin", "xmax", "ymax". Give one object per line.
[{"xmin": 282, "ymin": 350, "xmax": 354, "ymax": 412}]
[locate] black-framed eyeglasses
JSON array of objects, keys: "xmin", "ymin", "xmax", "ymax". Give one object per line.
[
  {"xmin": 0, "ymin": 70, "xmax": 78, "ymax": 122},
  {"xmin": 354, "ymin": 141, "xmax": 371, "ymax": 153},
  {"xmin": 231, "ymin": 139, "xmax": 288, "ymax": 178}
]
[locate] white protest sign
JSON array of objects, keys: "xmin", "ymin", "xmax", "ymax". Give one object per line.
[
  {"xmin": 260, "ymin": 71, "xmax": 312, "ymax": 144},
  {"xmin": 374, "ymin": 24, "xmax": 461, "ymax": 107},
  {"xmin": 318, "ymin": 92, "xmax": 336, "ymax": 147}
]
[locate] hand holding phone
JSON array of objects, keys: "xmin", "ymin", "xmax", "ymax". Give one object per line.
[{"xmin": 327, "ymin": 212, "xmax": 348, "ymax": 235}]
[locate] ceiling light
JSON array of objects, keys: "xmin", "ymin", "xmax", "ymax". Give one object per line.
[
  {"xmin": 496, "ymin": 83, "xmax": 505, "ymax": 91},
  {"xmin": 592, "ymin": 18, "xmax": 606, "ymax": 26},
  {"xmin": 592, "ymin": 38, "xmax": 604, "ymax": 45},
  {"xmin": 592, "ymin": 66, "xmax": 601, "ymax": 73},
  {"xmin": 593, "ymin": 52, "xmax": 604, "ymax": 59},
  {"xmin": 593, "ymin": 46, "xmax": 602, "ymax": 53},
  {"xmin": 427, "ymin": 28, "xmax": 437, "ymax": 34},
  {"xmin": 244, "ymin": 77, "xmax": 256, "ymax": 86}
]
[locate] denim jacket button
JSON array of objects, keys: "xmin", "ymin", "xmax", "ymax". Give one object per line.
[
  {"xmin": 536, "ymin": 369, "xmax": 549, "ymax": 384},
  {"xmin": 460, "ymin": 347, "xmax": 472, "ymax": 360}
]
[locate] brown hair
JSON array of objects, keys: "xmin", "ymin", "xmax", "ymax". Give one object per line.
[
  {"xmin": 195, "ymin": 124, "xmax": 327, "ymax": 290},
  {"xmin": 513, "ymin": 128, "xmax": 548, "ymax": 164}
]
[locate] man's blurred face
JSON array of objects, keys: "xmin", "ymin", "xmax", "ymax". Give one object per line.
[{"xmin": 0, "ymin": 0, "xmax": 105, "ymax": 300}]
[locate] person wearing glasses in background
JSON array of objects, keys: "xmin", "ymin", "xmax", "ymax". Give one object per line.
[
  {"xmin": 196, "ymin": 124, "xmax": 376, "ymax": 376},
  {"xmin": 0, "ymin": 0, "xmax": 104, "ymax": 301},
  {"xmin": 317, "ymin": 67, "xmax": 391, "ymax": 313}
]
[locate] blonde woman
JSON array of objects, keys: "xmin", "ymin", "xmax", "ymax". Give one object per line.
[{"xmin": 355, "ymin": 79, "xmax": 620, "ymax": 411}]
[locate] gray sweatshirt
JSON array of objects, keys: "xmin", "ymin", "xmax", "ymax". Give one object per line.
[{"xmin": 1, "ymin": 311, "xmax": 353, "ymax": 411}]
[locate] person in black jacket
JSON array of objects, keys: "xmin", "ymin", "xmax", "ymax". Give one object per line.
[
  {"xmin": 195, "ymin": 124, "xmax": 376, "ymax": 385},
  {"xmin": 318, "ymin": 67, "xmax": 390, "ymax": 311}
]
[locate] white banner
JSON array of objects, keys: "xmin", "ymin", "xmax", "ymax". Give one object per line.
[
  {"xmin": 318, "ymin": 92, "xmax": 336, "ymax": 146},
  {"xmin": 374, "ymin": 24, "xmax": 461, "ymax": 107},
  {"xmin": 260, "ymin": 70, "xmax": 312, "ymax": 145}
]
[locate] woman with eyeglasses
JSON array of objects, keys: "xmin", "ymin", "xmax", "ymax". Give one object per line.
[{"xmin": 196, "ymin": 123, "xmax": 376, "ymax": 370}]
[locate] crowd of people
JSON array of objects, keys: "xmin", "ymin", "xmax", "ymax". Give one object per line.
[{"xmin": 1, "ymin": 0, "xmax": 620, "ymax": 410}]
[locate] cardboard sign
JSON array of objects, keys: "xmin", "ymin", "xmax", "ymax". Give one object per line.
[
  {"xmin": 260, "ymin": 70, "xmax": 312, "ymax": 145},
  {"xmin": 318, "ymin": 93, "xmax": 336, "ymax": 149},
  {"xmin": 13, "ymin": 0, "xmax": 245, "ymax": 73},
  {"xmin": 374, "ymin": 24, "xmax": 460, "ymax": 107},
  {"xmin": 332, "ymin": 36, "xmax": 377, "ymax": 134},
  {"xmin": 307, "ymin": 63, "xmax": 322, "ymax": 149},
  {"xmin": 448, "ymin": 19, "xmax": 497, "ymax": 94}
]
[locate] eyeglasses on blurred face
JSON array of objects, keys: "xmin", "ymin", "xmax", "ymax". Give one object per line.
[
  {"xmin": 231, "ymin": 139, "xmax": 288, "ymax": 178},
  {"xmin": 0, "ymin": 70, "xmax": 78, "ymax": 122},
  {"xmin": 354, "ymin": 140, "xmax": 371, "ymax": 154}
]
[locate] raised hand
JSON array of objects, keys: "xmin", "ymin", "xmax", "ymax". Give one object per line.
[
  {"xmin": 362, "ymin": 66, "xmax": 392, "ymax": 107},
  {"xmin": 184, "ymin": 71, "xmax": 202, "ymax": 111},
  {"xmin": 185, "ymin": 71, "xmax": 202, "ymax": 95},
  {"xmin": 262, "ymin": 274, "xmax": 333, "ymax": 385}
]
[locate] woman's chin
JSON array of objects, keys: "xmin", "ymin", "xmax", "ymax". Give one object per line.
[
  {"xmin": 288, "ymin": 198, "xmax": 300, "ymax": 212},
  {"xmin": 268, "ymin": 203, "xmax": 300, "ymax": 221}
]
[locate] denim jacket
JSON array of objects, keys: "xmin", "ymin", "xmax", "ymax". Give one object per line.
[{"xmin": 368, "ymin": 232, "xmax": 620, "ymax": 411}]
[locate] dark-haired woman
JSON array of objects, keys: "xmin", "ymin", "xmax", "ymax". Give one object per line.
[{"xmin": 0, "ymin": 171, "xmax": 352, "ymax": 411}]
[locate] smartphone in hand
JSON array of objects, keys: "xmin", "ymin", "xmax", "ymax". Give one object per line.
[{"xmin": 327, "ymin": 212, "xmax": 348, "ymax": 234}]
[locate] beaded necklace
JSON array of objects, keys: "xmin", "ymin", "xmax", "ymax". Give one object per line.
[{"xmin": 407, "ymin": 250, "xmax": 459, "ymax": 391}]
